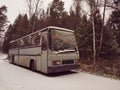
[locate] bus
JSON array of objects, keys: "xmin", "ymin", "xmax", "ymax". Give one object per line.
[{"xmin": 9, "ymin": 26, "xmax": 80, "ymax": 74}]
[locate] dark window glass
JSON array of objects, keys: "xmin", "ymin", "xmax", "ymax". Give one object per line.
[
  {"xmin": 23, "ymin": 36, "xmax": 31, "ymax": 46},
  {"xmin": 10, "ymin": 41, "xmax": 17, "ymax": 49},
  {"xmin": 42, "ymin": 34, "xmax": 47, "ymax": 50},
  {"xmin": 16, "ymin": 40, "xmax": 19, "ymax": 48},
  {"xmin": 19, "ymin": 39, "xmax": 24, "ymax": 47},
  {"xmin": 49, "ymin": 29, "xmax": 77, "ymax": 51},
  {"xmin": 31, "ymin": 33, "xmax": 41, "ymax": 46}
]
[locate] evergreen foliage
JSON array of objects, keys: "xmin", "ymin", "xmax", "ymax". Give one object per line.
[
  {"xmin": 2, "ymin": 0, "xmax": 120, "ymax": 60},
  {"xmin": 101, "ymin": 0, "xmax": 120, "ymax": 59},
  {"xmin": 49, "ymin": 0, "xmax": 65, "ymax": 27},
  {"xmin": 2, "ymin": 24, "xmax": 13, "ymax": 53},
  {"xmin": 0, "ymin": 5, "xmax": 7, "ymax": 52},
  {"xmin": 108, "ymin": 0, "xmax": 120, "ymax": 47},
  {"xmin": 0, "ymin": 5, "xmax": 7, "ymax": 36}
]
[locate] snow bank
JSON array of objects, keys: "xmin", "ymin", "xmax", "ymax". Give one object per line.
[
  {"xmin": 0, "ymin": 53, "xmax": 8, "ymax": 62},
  {"xmin": 0, "ymin": 53, "xmax": 120, "ymax": 90}
]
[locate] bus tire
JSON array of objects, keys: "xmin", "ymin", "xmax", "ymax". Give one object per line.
[{"xmin": 30, "ymin": 60, "xmax": 36, "ymax": 71}]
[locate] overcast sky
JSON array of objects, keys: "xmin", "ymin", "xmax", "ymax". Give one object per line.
[
  {"xmin": 0, "ymin": 0, "xmax": 73, "ymax": 24},
  {"xmin": 0, "ymin": 0, "xmax": 25, "ymax": 24}
]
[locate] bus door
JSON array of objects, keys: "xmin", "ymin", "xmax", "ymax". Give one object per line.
[
  {"xmin": 41, "ymin": 33, "xmax": 48, "ymax": 73},
  {"xmin": 35, "ymin": 32, "xmax": 42, "ymax": 71}
]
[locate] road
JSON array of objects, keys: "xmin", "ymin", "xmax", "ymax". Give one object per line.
[{"xmin": 0, "ymin": 54, "xmax": 120, "ymax": 90}]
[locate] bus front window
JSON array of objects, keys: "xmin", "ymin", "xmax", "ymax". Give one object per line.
[{"xmin": 49, "ymin": 29, "xmax": 77, "ymax": 53}]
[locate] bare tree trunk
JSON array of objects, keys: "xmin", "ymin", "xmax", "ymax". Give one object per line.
[
  {"xmin": 26, "ymin": 0, "xmax": 32, "ymax": 18},
  {"xmin": 91, "ymin": 0, "xmax": 99, "ymax": 68},
  {"xmin": 31, "ymin": 15, "xmax": 36, "ymax": 33},
  {"xmin": 26, "ymin": 0, "xmax": 42, "ymax": 32},
  {"xmin": 98, "ymin": 0, "xmax": 107, "ymax": 58},
  {"xmin": 87, "ymin": 0, "xmax": 97, "ymax": 68},
  {"xmin": 91, "ymin": 6, "xmax": 96, "ymax": 67},
  {"xmin": 31, "ymin": 0, "xmax": 40, "ymax": 32},
  {"xmin": 92, "ymin": 18, "xmax": 96, "ymax": 66}
]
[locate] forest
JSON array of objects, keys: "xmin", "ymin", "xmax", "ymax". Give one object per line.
[{"xmin": 0, "ymin": 0, "xmax": 120, "ymax": 78}]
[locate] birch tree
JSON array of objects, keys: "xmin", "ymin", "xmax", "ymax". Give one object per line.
[
  {"xmin": 98, "ymin": 0, "xmax": 107, "ymax": 58},
  {"xmin": 87, "ymin": 0, "xmax": 99, "ymax": 66},
  {"xmin": 26, "ymin": 0, "xmax": 43, "ymax": 32}
]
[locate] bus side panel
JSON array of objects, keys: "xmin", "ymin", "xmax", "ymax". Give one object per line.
[
  {"xmin": 36, "ymin": 56, "xmax": 42, "ymax": 71},
  {"xmin": 41, "ymin": 51, "xmax": 48, "ymax": 73},
  {"xmin": 19, "ymin": 56, "xmax": 30, "ymax": 68},
  {"xmin": 9, "ymin": 49, "xmax": 19, "ymax": 55},
  {"xmin": 14, "ymin": 55, "xmax": 19, "ymax": 65},
  {"xmin": 19, "ymin": 47, "xmax": 41, "ymax": 55},
  {"xmin": 19, "ymin": 47, "xmax": 41, "ymax": 69},
  {"xmin": 9, "ymin": 49, "xmax": 19, "ymax": 64}
]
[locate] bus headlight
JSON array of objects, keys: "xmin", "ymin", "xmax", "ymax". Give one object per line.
[
  {"xmin": 75, "ymin": 60, "xmax": 79, "ymax": 64},
  {"xmin": 53, "ymin": 61, "xmax": 61, "ymax": 65}
]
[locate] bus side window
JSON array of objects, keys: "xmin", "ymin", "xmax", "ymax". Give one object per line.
[
  {"xmin": 27, "ymin": 36, "xmax": 32, "ymax": 46},
  {"xmin": 10, "ymin": 42, "xmax": 16, "ymax": 49},
  {"xmin": 24, "ymin": 36, "xmax": 31, "ymax": 46},
  {"xmin": 9, "ymin": 43, "xmax": 12, "ymax": 49},
  {"xmin": 42, "ymin": 34, "xmax": 47, "ymax": 50},
  {"xmin": 19, "ymin": 39, "xmax": 24, "ymax": 47},
  {"xmin": 17, "ymin": 40, "xmax": 20, "ymax": 48},
  {"xmin": 32, "ymin": 33, "xmax": 40, "ymax": 46},
  {"xmin": 13, "ymin": 41, "xmax": 17, "ymax": 48},
  {"xmin": 10, "ymin": 43, "xmax": 13, "ymax": 49}
]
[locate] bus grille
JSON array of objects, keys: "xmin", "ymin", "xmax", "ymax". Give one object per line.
[{"xmin": 62, "ymin": 60, "xmax": 74, "ymax": 64}]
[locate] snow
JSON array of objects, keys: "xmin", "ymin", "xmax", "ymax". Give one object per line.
[
  {"xmin": 0, "ymin": 53, "xmax": 8, "ymax": 62},
  {"xmin": 0, "ymin": 53, "xmax": 120, "ymax": 90}
]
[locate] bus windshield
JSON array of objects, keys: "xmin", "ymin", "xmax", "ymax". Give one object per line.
[{"xmin": 49, "ymin": 29, "xmax": 77, "ymax": 52}]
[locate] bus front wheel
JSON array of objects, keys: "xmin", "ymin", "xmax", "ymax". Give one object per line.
[{"xmin": 30, "ymin": 60, "xmax": 36, "ymax": 71}]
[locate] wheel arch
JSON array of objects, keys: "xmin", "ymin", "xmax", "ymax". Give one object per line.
[{"xmin": 29, "ymin": 59, "xmax": 36, "ymax": 71}]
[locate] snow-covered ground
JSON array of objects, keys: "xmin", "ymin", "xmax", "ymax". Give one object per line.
[
  {"xmin": 0, "ymin": 54, "xmax": 120, "ymax": 90},
  {"xmin": 0, "ymin": 53, "xmax": 8, "ymax": 62}
]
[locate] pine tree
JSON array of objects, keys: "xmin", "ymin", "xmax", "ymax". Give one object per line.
[
  {"xmin": 101, "ymin": 0, "xmax": 120, "ymax": 59},
  {"xmin": 0, "ymin": 5, "xmax": 7, "ymax": 37},
  {"xmin": 64, "ymin": 7, "xmax": 76, "ymax": 30},
  {"xmin": 21, "ymin": 14, "xmax": 30, "ymax": 36},
  {"xmin": 109, "ymin": 0, "xmax": 120, "ymax": 47},
  {"xmin": 29, "ymin": 14, "xmax": 40, "ymax": 32},
  {"xmin": 11, "ymin": 14, "xmax": 30, "ymax": 39},
  {"xmin": 2, "ymin": 24, "xmax": 13, "ymax": 53},
  {"xmin": 49, "ymin": 0, "xmax": 65, "ymax": 27},
  {"xmin": 12, "ymin": 14, "xmax": 23, "ymax": 39},
  {"xmin": 100, "ymin": 24, "xmax": 120, "ymax": 59}
]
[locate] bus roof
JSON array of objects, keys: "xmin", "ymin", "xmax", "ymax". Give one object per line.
[
  {"xmin": 10, "ymin": 26, "xmax": 74, "ymax": 43},
  {"xmin": 47, "ymin": 26, "xmax": 74, "ymax": 32}
]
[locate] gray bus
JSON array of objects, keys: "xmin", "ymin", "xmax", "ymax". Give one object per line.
[{"xmin": 9, "ymin": 26, "xmax": 80, "ymax": 74}]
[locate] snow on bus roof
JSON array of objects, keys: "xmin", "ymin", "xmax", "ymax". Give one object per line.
[
  {"xmin": 10, "ymin": 26, "xmax": 74, "ymax": 43},
  {"xmin": 47, "ymin": 26, "xmax": 74, "ymax": 32}
]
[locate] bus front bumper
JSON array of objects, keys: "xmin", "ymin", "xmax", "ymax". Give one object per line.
[{"xmin": 47, "ymin": 64, "xmax": 80, "ymax": 73}]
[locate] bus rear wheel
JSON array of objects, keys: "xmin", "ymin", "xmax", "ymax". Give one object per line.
[{"xmin": 30, "ymin": 60, "xmax": 36, "ymax": 71}]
